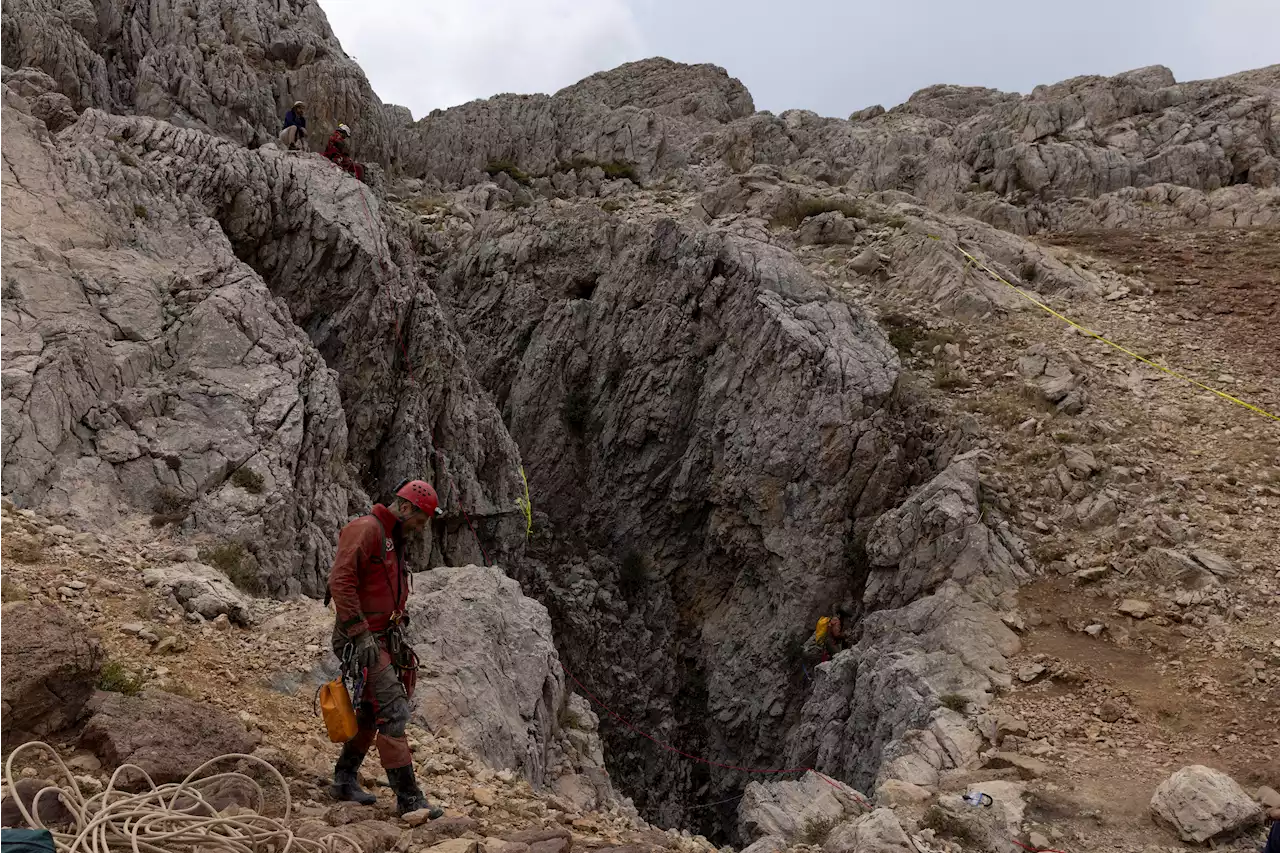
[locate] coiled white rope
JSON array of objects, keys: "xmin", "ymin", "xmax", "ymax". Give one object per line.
[{"xmin": 3, "ymin": 741, "xmax": 363, "ymax": 853}]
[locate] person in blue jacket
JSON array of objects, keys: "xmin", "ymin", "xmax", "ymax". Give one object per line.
[
  {"xmin": 279, "ymin": 100, "xmax": 307, "ymax": 150},
  {"xmin": 1265, "ymin": 806, "xmax": 1280, "ymax": 853}
]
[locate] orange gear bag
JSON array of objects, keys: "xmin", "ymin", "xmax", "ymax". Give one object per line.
[{"xmin": 318, "ymin": 677, "xmax": 359, "ymax": 743}]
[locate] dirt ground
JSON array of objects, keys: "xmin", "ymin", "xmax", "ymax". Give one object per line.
[{"xmin": 868, "ymin": 225, "xmax": 1280, "ymax": 853}]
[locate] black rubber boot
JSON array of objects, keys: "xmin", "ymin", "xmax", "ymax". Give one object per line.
[
  {"xmin": 386, "ymin": 765, "xmax": 442, "ymax": 819},
  {"xmin": 331, "ymin": 741, "xmax": 377, "ymax": 805}
]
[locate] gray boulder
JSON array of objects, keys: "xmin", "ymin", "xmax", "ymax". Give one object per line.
[
  {"xmin": 79, "ymin": 690, "xmax": 256, "ymax": 785},
  {"xmin": 738, "ymin": 771, "xmax": 867, "ymax": 843},
  {"xmin": 1150, "ymin": 765, "xmax": 1262, "ymax": 843},
  {"xmin": 406, "ymin": 565, "xmax": 613, "ymax": 809},
  {"xmin": 824, "ymin": 808, "xmax": 913, "ymax": 853},
  {"xmin": 0, "ymin": 602, "xmax": 102, "ymax": 744},
  {"xmin": 142, "ymin": 562, "xmax": 254, "ymax": 625}
]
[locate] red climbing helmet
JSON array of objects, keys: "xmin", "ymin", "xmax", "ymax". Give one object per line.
[{"xmin": 395, "ymin": 479, "xmax": 442, "ymax": 517}]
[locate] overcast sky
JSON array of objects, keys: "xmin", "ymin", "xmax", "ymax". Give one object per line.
[{"xmin": 318, "ymin": 0, "xmax": 1280, "ymax": 121}]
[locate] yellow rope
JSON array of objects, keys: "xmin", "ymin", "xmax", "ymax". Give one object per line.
[
  {"xmin": 517, "ymin": 466, "xmax": 533, "ymax": 539},
  {"xmin": 927, "ymin": 235, "xmax": 1280, "ymax": 424}
]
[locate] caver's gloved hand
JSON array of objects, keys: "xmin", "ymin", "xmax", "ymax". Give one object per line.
[{"xmin": 351, "ymin": 630, "xmax": 380, "ymax": 673}]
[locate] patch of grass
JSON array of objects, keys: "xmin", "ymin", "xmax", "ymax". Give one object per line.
[
  {"xmin": 618, "ymin": 549, "xmax": 648, "ymax": 598},
  {"xmin": 230, "ymin": 467, "xmax": 264, "ymax": 494},
  {"xmin": 407, "ymin": 195, "xmax": 448, "ymax": 214},
  {"xmin": 133, "ymin": 203, "xmax": 149, "ymax": 220},
  {"xmin": 199, "ymin": 541, "xmax": 262, "ymax": 595},
  {"xmin": 923, "ymin": 806, "xmax": 979, "ymax": 845},
  {"xmin": 150, "ymin": 486, "xmax": 192, "ymax": 527},
  {"xmin": 6, "ymin": 538, "xmax": 44, "ymax": 565},
  {"xmin": 98, "ymin": 661, "xmax": 146, "ymax": 696},
  {"xmin": 880, "ymin": 312, "xmax": 927, "ymax": 355},
  {"xmin": 799, "ymin": 815, "xmax": 838, "ymax": 846},
  {"xmin": 770, "ymin": 196, "xmax": 864, "ymax": 230},
  {"xmin": 940, "ymin": 693, "xmax": 969, "ymax": 713},
  {"xmin": 600, "ymin": 160, "xmax": 639, "ymax": 183},
  {"xmin": 562, "ymin": 386, "xmax": 591, "ymax": 434},
  {"xmin": 933, "ymin": 364, "xmax": 971, "ymax": 390},
  {"xmin": 558, "ymin": 157, "xmax": 641, "ymax": 184},
  {"xmin": 600, "ymin": 199, "xmax": 625, "ymax": 213},
  {"xmin": 485, "ymin": 159, "xmax": 531, "ymax": 186},
  {"xmin": 2, "ymin": 577, "xmax": 31, "ymax": 601}
]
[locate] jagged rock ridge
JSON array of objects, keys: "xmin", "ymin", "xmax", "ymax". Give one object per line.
[{"xmin": 3, "ymin": 0, "xmax": 1276, "ymax": 843}]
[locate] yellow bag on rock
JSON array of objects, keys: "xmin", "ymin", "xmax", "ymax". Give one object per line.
[{"xmin": 318, "ymin": 678, "xmax": 359, "ymax": 743}]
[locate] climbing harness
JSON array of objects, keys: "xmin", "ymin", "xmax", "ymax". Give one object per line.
[{"xmin": 381, "ymin": 613, "xmax": 419, "ymax": 675}]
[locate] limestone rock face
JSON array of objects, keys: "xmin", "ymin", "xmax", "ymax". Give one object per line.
[
  {"xmin": 738, "ymin": 772, "xmax": 867, "ymax": 843},
  {"xmin": 407, "ymin": 565, "xmax": 614, "ymax": 809},
  {"xmin": 433, "ymin": 201, "xmax": 940, "ymax": 831},
  {"xmin": 394, "ymin": 58, "xmax": 752, "ymax": 186},
  {"xmin": 1, "ymin": 86, "xmax": 354, "ymax": 595},
  {"xmin": 787, "ymin": 462, "xmax": 1025, "ymax": 794},
  {"xmin": 1, "ymin": 0, "xmax": 399, "ymax": 163}
]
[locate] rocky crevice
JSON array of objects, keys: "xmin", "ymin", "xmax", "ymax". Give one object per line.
[{"xmin": 426, "ymin": 204, "xmax": 979, "ymax": 839}]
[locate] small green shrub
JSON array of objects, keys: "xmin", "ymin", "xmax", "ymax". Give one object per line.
[
  {"xmin": 880, "ymin": 313, "xmax": 927, "ymax": 355},
  {"xmin": 1020, "ymin": 261, "xmax": 1038, "ymax": 282},
  {"xmin": 933, "ymin": 364, "xmax": 971, "ymax": 390},
  {"xmin": 600, "ymin": 199, "xmax": 625, "ymax": 213},
  {"xmin": 485, "ymin": 159, "xmax": 531, "ymax": 186},
  {"xmin": 98, "ymin": 661, "xmax": 146, "ymax": 696},
  {"xmin": 3, "ymin": 276, "xmax": 21, "ymax": 301},
  {"xmin": 800, "ymin": 816, "xmax": 838, "ymax": 846},
  {"xmin": 150, "ymin": 486, "xmax": 192, "ymax": 527},
  {"xmin": 199, "ymin": 541, "xmax": 262, "ymax": 594},
  {"xmin": 230, "ymin": 467, "xmax": 264, "ymax": 494},
  {"xmin": 618, "ymin": 549, "xmax": 648, "ymax": 597},
  {"xmin": 940, "ymin": 693, "xmax": 968, "ymax": 713},
  {"xmin": 1, "ymin": 577, "xmax": 31, "ymax": 601},
  {"xmin": 599, "ymin": 160, "xmax": 640, "ymax": 183},
  {"xmin": 133, "ymin": 204, "xmax": 149, "ymax": 220},
  {"xmin": 407, "ymin": 195, "xmax": 449, "ymax": 214},
  {"xmin": 562, "ymin": 387, "xmax": 591, "ymax": 434}
]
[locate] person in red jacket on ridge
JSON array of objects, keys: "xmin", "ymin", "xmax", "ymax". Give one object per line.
[
  {"xmin": 324, "ymin": 123, "xmax": 364, "ymax": 182},
  {"xmin": 327, "ymin": 478, "xmax": 443, "ymax": 817}
]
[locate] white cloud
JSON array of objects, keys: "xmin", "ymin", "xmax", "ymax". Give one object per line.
[{"xmin": 318, "ymin": 0, "xmax": 648, "ymax": 119}]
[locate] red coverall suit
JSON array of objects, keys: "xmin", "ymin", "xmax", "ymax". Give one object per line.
[{"xmin": 327, "ymin": 503, "xmax": 415, "ymax": 768}]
